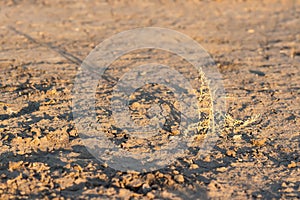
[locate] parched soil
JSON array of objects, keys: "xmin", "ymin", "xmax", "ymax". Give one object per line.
[{"xmin": 0, "ymin": 0, "xmax": 299, "ymax": 199}]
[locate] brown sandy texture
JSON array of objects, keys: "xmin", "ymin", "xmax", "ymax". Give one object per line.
[{"xmin": 0, "ymin": 0, "xmax": 299, "ymax": 199}]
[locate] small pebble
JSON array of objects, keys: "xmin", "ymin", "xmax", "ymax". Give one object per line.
[
  {"xmin": 252, "ymin": 138, "xmax": 267, "ymax": 146},
  {"xmin": 173, "ymin": 170, "xmax": 179, "ymax": 175},
  {"xmin": 226, "ymin": 150, "xmax": 236, "ymax": 157},
  {"xmin": 190, "ymin": 164, "xmax": 199, "ymax": 169},
  {"xmin": 216, "ymin": 167, "xmax": 227, "ymax": 172},
  {"xmin": 233, "ymin": 135, "xmax": 242, "ymax": 140},
  {"xmin": 287, "ymin": 161, "xmax": 296, "ymax": 168},
  {"xmin": 281, "ymin": 182, "xmax": 287, "ymax": 187},
  {"xmin": 174, "ymin": 175, "xmax": 184, "ymax": 183}
]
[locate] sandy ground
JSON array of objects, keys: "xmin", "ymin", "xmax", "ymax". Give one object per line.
[{"xmin": 0, "ymin": 0, "xmax": 299, "ymax": 199}]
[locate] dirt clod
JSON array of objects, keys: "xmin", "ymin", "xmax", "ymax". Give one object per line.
[
  {"xmin": 174, "ymin": 175, "xmax": 184, "ymax": 183},
  {"xmin": 287, "ymin": 161, "xmax": 297, "ymax": 169}
]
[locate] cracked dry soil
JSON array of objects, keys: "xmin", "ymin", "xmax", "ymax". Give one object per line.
[{"xmin": 0, "ymin": 0, "xmax": 299, "ymax": 199}]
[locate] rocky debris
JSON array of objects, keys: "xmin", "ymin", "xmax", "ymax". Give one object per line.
[
  {"xmin": 252, "ymin": 138, "xmax": 267, "ymax": 147},
  {"xmin": 8, "ymin": 161, "xmax": 23, "ymax": 172},
  {"xmin": 233, "ymin": 134, "xmax": 242, "ymax": 141},
  {"xmin": 46, "ymin": 127, "xmax": 70, "ymax": 147},
  {"xmin": 287, "ymin": 161, "xmax": 297, "ymax": 169},
  {"xmin": 226, "ymin": 149, "xmax": 237, "ymax": 157},
  {"xmin": 216, "ymin": 167, "xmax": 228, "ymax": 173},
  {"xmin": 174, "ymin": 175, "xmax": 184, "ymax": 183},
  {"xmin": 189, "ymin": 164, "xmax": 199, "ymax": 169}
]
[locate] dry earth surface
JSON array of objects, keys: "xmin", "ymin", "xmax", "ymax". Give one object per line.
[{"xmin": 0, "ymin": 0, "xmax": 299, "ymax": 199}]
